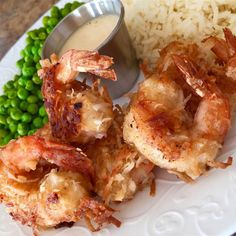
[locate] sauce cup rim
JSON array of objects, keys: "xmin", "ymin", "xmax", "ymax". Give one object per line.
[{"xmin": 42, "ymin": 0, "xmax": 125, "ymax": 59}]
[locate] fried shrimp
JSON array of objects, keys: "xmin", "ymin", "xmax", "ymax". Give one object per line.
[
  {"xmin": 0, "ymin": 135, "xmax": 120, "ymax": 233},
  {"xmin": 124, "ymin": 55, "xmax": 232, "ymax": 181},
  {"xmin": 38, "ymin": 50, "xmax": 115, "ymax": 144},
  {"xmin": 85, "ymin": 107, "xmax": 154, "ymax": 203}
]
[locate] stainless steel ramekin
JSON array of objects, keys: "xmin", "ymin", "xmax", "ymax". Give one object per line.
[{"xmin": 42, "ymin": 0, "xmax": 139, "ymax": 99}]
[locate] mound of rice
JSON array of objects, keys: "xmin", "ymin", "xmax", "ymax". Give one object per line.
[{"xmin": 122, "ymin": 0, "xmax": 236, "ymax": 67}]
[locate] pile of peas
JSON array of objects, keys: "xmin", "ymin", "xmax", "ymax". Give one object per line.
[{"xmin": 0, "ymin": 1, "xmax": 83, "ymax": 146}]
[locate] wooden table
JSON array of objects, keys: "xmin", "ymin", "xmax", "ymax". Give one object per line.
[{"xmin": 0, "ymin": 0, "xmax": 58, "ymax": 60}]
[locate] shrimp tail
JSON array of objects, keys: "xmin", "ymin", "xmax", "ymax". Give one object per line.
[
  {"xmin": 60, "ymin": 49, "xmax": 117, "ymax": 81},
  {"xmin": 172, "ymin": 55, "xmax": 208, "ymax": 97},
  {"xmin": 203, "ymin": 28, "xmax": 236, "ymax": 80},
  {"xmin": 223, "ymin": 28, "xmax": 236, "ymax": 79},
  {"xmin": 223, "ymin": 28, "xmax": 236, "ymax": 57},
  {"xmin": 207, "ymin": 156, "xmax": 233, "ymax": 169},
  {"xmin": 78, "ymin": 198, "xmax": 121, "ymax": 231},
  {"xmin": 203, "ymin": 36, "xmax": 229, "ymax": 63}
]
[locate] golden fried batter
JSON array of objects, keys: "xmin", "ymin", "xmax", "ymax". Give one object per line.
[
  {"xmin": 39, "ymin": 50, "xmax": 115, "ymax": 144},
  {"xmin": 86, "ymin": 107, "xmax": 154, "ymax": 203}
]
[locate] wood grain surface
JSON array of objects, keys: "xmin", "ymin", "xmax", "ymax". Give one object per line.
[{"xmin": 0, "ymin": 0, "xmax": 58, "ymax": 60}]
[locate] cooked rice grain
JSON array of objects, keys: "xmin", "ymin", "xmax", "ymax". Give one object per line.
[{"xmin": 122, "ymin": 0, "xmax": 236, "ymax": 67}]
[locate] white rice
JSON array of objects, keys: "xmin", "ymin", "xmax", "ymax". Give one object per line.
[{"xmin": 122, "ymin": 0, "xmax": 236, "ymax": 67}]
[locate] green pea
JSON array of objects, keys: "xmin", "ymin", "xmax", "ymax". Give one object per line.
[
  {"xmin": 21, "ymin": 113, "xmax": 32, "ymax": 123},
  {"xmin": 13, "ymin": 80, "xmax": 20, "ymax": 89},
  {"xmin": 6, "ymin": 116, "xmax": 13, "ymax": 125},
  {"xmin": 28, "ymin": 30, "xmax": 38, "ymax": 40},
  {"xmin": 28, "ymin": 129, "xmax": 37, "ymax": 135},
  {"xmin": 71, "ymin": 1, "xmax": 82, "ymax": 11},
  {"xmin": 26, "ymin": 36, "xmax": 33, "ymax": 44},
  {"xmin": 10, "ymin": 98, "xmax": 21, "ymax": 108},
  {"xmin": 37, "ymin": 27, "xmax": 44, "ymax": 33},
  {"xmin": 16, "ymin": 58, "xmax": 25, "ymax": 69},
  {"xmin": 37, "ymin": 90, "xmax": 43, "ymax": 100},
  {"xmin": 27, "ymin": 103, "xmax": 38, "ymax": 115},
  {"xmin": 27, "ymin": 95, "xmax": 38, "ymax": 103},
  {"xmin": 0, "ymin": 105, "xmax": 7, "ymax": 115},
  {"xmin": 38, "ymin": 47, "xmax": 42, "ymax": 57},
  {"xmin": 27, "ymin": 30, "xmax": 33, "ymax": 37},
  {"xmin": 51, "ymin": 6, "xmax": 60, "ymax": 18},
  {"xmin": 39, "ymin": 41, "xmax": 44, "ymax": 47},
  {"xmin": 0, "ymin": 129, "xmax": 8, "ymax": 138},
  {"xmin": 3, "ymin": 85, "xmax": 9, "ymax": 93},
  {"xmin": 24, "ymin": 60, "xmax": 34, "ymax": 67},
  {"xmin": 7, "ymin": 80, "xmax": 14, "ymax": 88},
  {"xmin": 48, "ymin": 17, "xmax": 58, "ymax": 27},
  {"xmin": 18, "ymin": 77, "xmax": 28, "ymax": 86},
  {"xmin": 61, "ymin": 7, "xmax": 71, "ymax": 17},
  {"xmin": 31, "ymin": 46, "xmax": 38, "ymax": 55},
  {"xmin": 46, "ymin": 27, "xmax": 53, "ymax": 34},
  {"xmin": 4, "ymin": 81, "xmax": 14, "ymax": 92},
  {"xmin": 43, "ymin": 116, "xmax": 49, "ymax": 124},
  {"xmin": 10, "ymin": 108, "xmax": 22, "ymax": 121},
  {"xmin": 39, "ymin": 32, "xmax": 47, "ymax": 40},
  {"xmin": 24, "ymin": 55, "xmax": 34, "ymax": 64},
  {"xmin": 14, "ymin": 74, "xmax": 21, "ymax": 81},
  {"xmin": 43, "ymin": 16, "xmax": 50, "ymax": 26},
  {"xmin": 0, "ymin": 115, "xmax": 6, "ymax": 125},
  {"xmin": 64, "ymin": 3, "xmax": 72, "ymax": 10},
  {"xmin": 7, "ymin": 90, "xmax": 17, "ymax": 99},
  {"xmin": 17, "ymin": 123, "xmax": 28, "ymax": 136},
  {"xmin": 39, "ymin": 27, "xmax": 47, "ymax": 33},
  {"xmin": 3, "ymin": 99, "xmax": 11, "ymax": 108},
  {"xmin": 17, "ymin": 88, "xmax": 29, "ymax": 100},
  {"xmin": 36, "ymin": 62, "xmax": 41, "ymax": 70},
  {"xmin": 20, "ymin": 49, "xmax": 25, "ymax": 57},
  {"xmin": 34, "ymin": 40, "xmax": 41, "ymax": 46},
  {"xmin": 22, "ymin": 66, "xmax": 36, "ymax": 77},
  {"xmin": 25, "ymin": 80, "xmax": 35, "ymax": 91},
  {"xmin": 24, "ymin": 44, "xmax": 33, "ymax": 56},
  {"xmin": 20, "ymin": 101, "xmax": 29, "ymax": 111},
  {"xmin": 9, "ymin": 123, "xmax": 17, "ymax": 133},
  {"xmin": 32, "ymin": 75, "xmax": 42, "ymax": 85},
  {"xmin": 7, "ymin": 107, "xmax": 13, "ymax": 114},
  {"xmin": 0, "ymin": 95, "xmax": 7, "ymax": 103},
  {"xmin": 2, "ymin": 134, "xmax": 13, "ymax": 145},
  {"xmin": 33, "ymin": 54, "xmax": 41, "ymax": 63},
  {"xmin": 33, "ymin": 117, "xmax": 43, "ymax": 128},
  {"xmin": 39, "ymin": 105, "xmax": 47, "ymax": 117}
]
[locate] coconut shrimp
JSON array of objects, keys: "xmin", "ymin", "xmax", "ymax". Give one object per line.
[
  {"xmin": 38, "ymin": 50, "xmax": 116, "ymax": 145},
  {"xmin": 85, "ymin": 107, "xmax": 154, "ymax": 203},
  {"xmin": 123, "ymin": 55, "xmax": 232, "ymax": 181},
  {"xmin": 0, "ymin": 135, "xmax": 120, "ymax": 233}
]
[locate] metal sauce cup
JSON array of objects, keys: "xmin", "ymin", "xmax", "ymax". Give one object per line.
[{"xmin": 42, "ymin": 0, "xmax": 139, "ymax": 99}]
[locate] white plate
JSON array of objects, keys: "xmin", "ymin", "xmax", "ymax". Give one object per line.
[{"xmin": 1, "ymin": 0, "xmax": 236, "ymax": 235}]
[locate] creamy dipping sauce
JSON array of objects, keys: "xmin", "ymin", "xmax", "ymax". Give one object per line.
[{"xmin": 59, "ymin": 14, "xmax": 119, "ymax": 56}]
